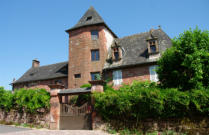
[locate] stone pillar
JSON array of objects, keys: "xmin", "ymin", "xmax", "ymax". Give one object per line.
[
  {"xmin": 89, "ymin": 80, "xmax": 104, "ymax": 93},
  {"xmin": 89, "ymin": 80, "xmax": 105, "ymax": 130},
  {"xmin": 50, "ymin": 89, "xmax": 61, "ymax": 130}
]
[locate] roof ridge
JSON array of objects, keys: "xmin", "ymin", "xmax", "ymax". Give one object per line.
[
  {"xmin": 33, "ymin": 61, "xmax": 68, "ymax": 69},
  {"xmin": 118, "ymin": 31, "xmax": 148, "ymax": 41},
  {"xmin": 118, "ymin": 29, "xmax": 159, "ymax": 41}
]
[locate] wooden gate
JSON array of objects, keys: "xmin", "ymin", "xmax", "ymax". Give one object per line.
[{"xmin": 59, "ymin": 102, "xmax": 92, "ymax": 130}]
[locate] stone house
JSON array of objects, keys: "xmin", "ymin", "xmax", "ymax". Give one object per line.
[{"xmin": 12, "ymin": 6, "xmax": 172, "ymax": 91}]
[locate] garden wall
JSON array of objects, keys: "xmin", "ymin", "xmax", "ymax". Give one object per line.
[
  {"xmin": 0, "ymin": 109, "xmax": 50, "ymax": 128},
  {"xmin": 92, "ymin": 116, "xmax": 209, "ymax": 135},
  {"xmin": 93, "ymin": 115, "xmax": 209, "ymax": 134}
]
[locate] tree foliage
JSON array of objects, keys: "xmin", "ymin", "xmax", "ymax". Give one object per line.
[{"xmin": 157, "ymin": 27, "xmax": 209, "ymax": 90}]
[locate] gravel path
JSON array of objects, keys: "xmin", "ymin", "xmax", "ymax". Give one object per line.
[
  {"xmin": 0, "ymin": 125, "xmax": 110, "ymax": 135},
  {"xmin": 0, "ymin": 125, "xmax": 30, "ymax": 134},
  {"xmin": 0, "ymin": 129, "xmax": 110, "ymax": 135}
]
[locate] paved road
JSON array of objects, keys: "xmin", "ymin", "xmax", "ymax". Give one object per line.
[
  {"xmin": 0, "ymin": 125, "xmax": 110, "ymax": 135},
  {"xmin": 0, "ymin": 125, "xmax": 30, "ymax": 134}
]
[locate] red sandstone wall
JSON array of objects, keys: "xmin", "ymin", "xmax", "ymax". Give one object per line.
[
  {"xmin": 105, "ymin": 64, "xmax": 155, "ymax": 88},
  {"xmin": 67, "ymin": 25, "xmax": 114, "ymax": 89},
  {"xmin": 122, "ymin": 65, "xmax": 151, "ymax": 84},
  {"xmin": 13, "ymin": 77, "xmax": 68, "ymax": 91}
]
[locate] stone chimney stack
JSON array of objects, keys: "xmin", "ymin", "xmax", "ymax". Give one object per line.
[{"xmin": 32, "ymin": 59, "xmax": 40, "ymax": 68}]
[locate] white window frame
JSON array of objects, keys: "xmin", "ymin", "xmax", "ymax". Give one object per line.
[
  {"xmin": 113, "ymin": 70, "xmax": 123, "ymax": 86},
  {"xmin": 149, "ymin": 65, "xmax": 159, "ymax": 82}
]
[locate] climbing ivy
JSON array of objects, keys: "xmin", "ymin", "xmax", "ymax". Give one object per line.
[{"xmin": 0, "ymin": 87, "xmax": 50, "ymax": 113}]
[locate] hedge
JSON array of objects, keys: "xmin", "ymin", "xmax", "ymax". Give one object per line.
[
  {"xmin": 0, "ymin": 87, "xmax": 50, "ymax": 113},
  {"xmin": 93, "ymin": 81, "xmax": 209, "ymax": 121}
]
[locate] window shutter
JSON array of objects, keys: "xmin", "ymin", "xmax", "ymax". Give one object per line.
[
  {"xmin": 113, "ymin": 71, "xmax": 117, "ymax": 85},
  {"xmin": 113, "ymin": 70, "xmax": 123, "ymax": 85},
  {"xmin": 149, "ymin": 65, "xmax": 159, "ymax": 82},
  {"xmin": 149, "ymin": 66, "xmax": 155, "ymax": 81},
  {"xmin": 118, "ymin": 70, "xmax": 122, "ymax": 84},
  {"xmin": 116, "ymin": 71, "xmax": 119, "ymax": 85},
  {"xmin": 154, "ymin": 65, "xmax": 159, "ymax": 82}
]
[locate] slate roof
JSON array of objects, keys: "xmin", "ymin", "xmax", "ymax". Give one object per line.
[
  {"xmin": 104, "ymin": 29, "xmax": 172, "ymax": 70},
  {"xmin": 13, "ymin": 61, "xmax": 68, "ymax": 84},
  {"xmin": 65, "ymin": 6, "xmax": 117, "ymax": 37}
]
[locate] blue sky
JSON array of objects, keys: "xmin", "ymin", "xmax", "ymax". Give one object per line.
[{"xmin": 0, "ymin": 0, "xmax": 208, "ymax": 90}]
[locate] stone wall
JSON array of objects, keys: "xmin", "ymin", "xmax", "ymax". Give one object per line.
[
  {"xmin": 0, "ymin": 109, "xmax": 50, "ymax": 128},
  {"xmin": 92, "ymin": 115, "xmax": 209, "ymax": 134}
]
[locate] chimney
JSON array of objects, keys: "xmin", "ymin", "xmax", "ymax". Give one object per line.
[{"xmin": 32, "ymin": 59, "xmax": 40, "ymax": 68}]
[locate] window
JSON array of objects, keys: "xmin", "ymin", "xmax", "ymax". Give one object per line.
[
  {"xmin": 113, "ymin": 70, "xmax": 122, "ymax": 85},
  {"xmin": 86, "ymin": 16, "xmax": 92, "ymax": 21},
  {"xmin": 91, "ymin": 72, "xmax": 100, "ymax": 81},
  {"xmin": 55, "ymin": 80, "xmax": 62, "ymax": 84},
  {"xmin": 149, "ymin": 40, "xmax": 157, "ymax": 53},
  {"xmin": 113, "ymin": 48, "xmax": 120, "ymax": 60},
  {"xmin": 91, "ymin": 49, "xmax": 100, "ymax": 61},
  {"xmin": 149, "ymin": 65, "xmax": 159, "ymax": 82},
  {"xmin": 150, "ymin": 45, "xmax": 156, "ymax": 53},
  {"xmin": 91, "ymin": 30, "xmax": 99, "ymax": 40},
  {"xmin": 74, "ymin": 74, "xmax": 81, "ymax": 78}
]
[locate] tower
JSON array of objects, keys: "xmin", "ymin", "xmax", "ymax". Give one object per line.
[{"xmin": 66, "ymin": 7, "xmax": 117, "ymax": 88}]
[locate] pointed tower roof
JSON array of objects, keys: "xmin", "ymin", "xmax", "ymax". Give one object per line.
[{"xmin": 66, "ymin": 6, "xmax": 117, "ymax": 37}]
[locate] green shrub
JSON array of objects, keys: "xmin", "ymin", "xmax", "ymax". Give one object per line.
[
  {"xmin": 69, "ymin": 95, "xmax": 78, "ymax": 105},
  {"xmin": 93, "ymin": 81, "xmax": 209, "ymax": 122},
  {"xmin": 189, "ymin": 89, "xmax": 209, "ymax": 116},
  {"xmin": 0, "ymin": 87, "xmax": 14, "ymax": 111},
  {"xmin": 14, "ymin": 88, "xmax": 50, "ymax": 113},
  {"xmin": 94, "ymin": 81, "xmax": 164, "ymax": 120},
  {"xmin": 80, "ymin": 83, "xmax": 91, "ymax": 88},
  {"xmin": 162, "ymin": 89, "xmax": 190, "ymax": 118},
  {"xmin": 69, "ymin": 94, "xmax": 91, "ymax": 106},
  {"xmin": 0, "ymin": 87, "xmax": 50, "ymax": 113}
]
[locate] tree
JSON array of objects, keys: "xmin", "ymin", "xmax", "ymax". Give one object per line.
[{"xmin": 157, "ymin": 27, "xmax": 209, "ymax": 90}]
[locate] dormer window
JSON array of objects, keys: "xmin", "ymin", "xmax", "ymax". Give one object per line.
[
  {"xmin": 149, "ymin": 40, "xmax": 157, "ymax": 53},
  {"xmin": 147, "ymin": 29, "xmax": 159, "ymax": 55},
  {"xmin": 86, "ymin": 16, "xmax": 92, "ymax": 21},
  {"xmin": 112, "ymin": 47, "xmax": 122, "ymax": 61},
  {"xmin": 114, "ymin": 48, "xmax": 119, "ymax": 60},
  {"xmin": 147, "ymin": 39, "xmax": 158, "ymax": 54}
]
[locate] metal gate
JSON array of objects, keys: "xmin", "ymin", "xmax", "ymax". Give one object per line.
[{"xmin": 59, "ymin": 102, "xmax": 92, "ymax": 130}]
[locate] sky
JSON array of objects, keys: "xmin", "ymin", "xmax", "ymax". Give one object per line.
[{"xmin": 0, "ymin": 0, "xmax": 208, "ymax": 90}]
